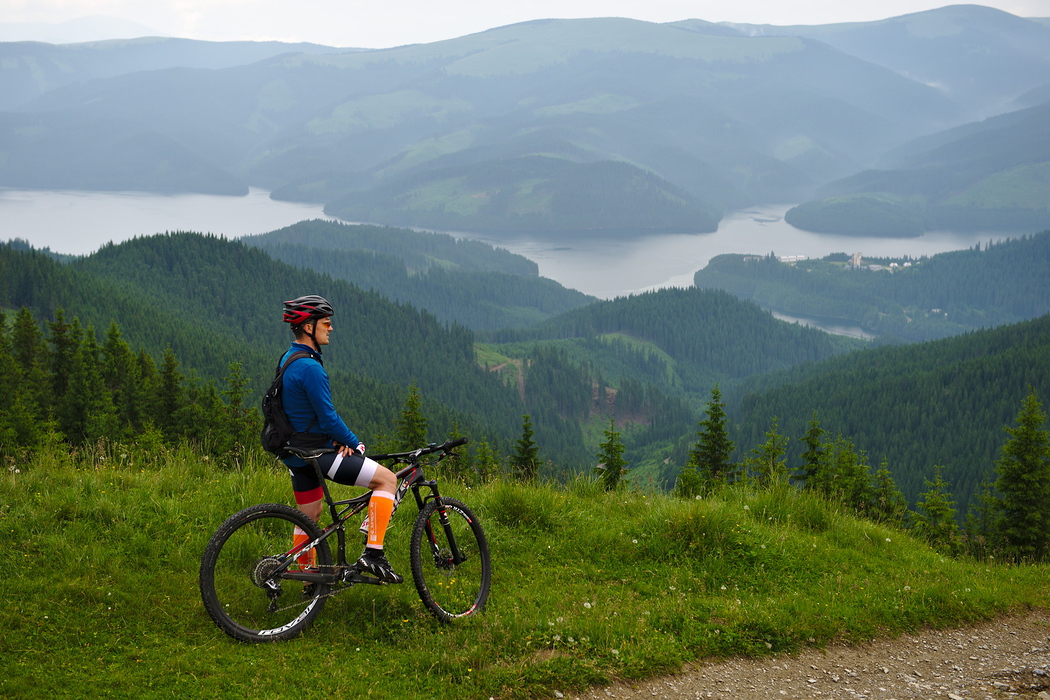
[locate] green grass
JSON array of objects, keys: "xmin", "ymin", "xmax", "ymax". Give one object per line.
[{"xmin": 2, "ymin": 444, "xmax": 1047, "ymax": 699}]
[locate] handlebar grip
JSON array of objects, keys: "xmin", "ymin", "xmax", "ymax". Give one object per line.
[{"xmin": 444, "ymin": 437, "xmax": 468, "ymax": 449}]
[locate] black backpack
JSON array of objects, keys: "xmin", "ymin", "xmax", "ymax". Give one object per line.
[{"xmin": 260, "ymin": 351, "xmax": 314, "ymax": 456}]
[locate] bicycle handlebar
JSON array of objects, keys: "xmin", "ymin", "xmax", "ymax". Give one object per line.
[
  {"xmin": 371, "ymin": 437, "xmax": 468, "ymax": 462},
  {"xmin": 282, "ymin": 437, "xmax": 467, "ymax": 462}
]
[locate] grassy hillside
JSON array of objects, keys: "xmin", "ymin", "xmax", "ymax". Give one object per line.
[{"xmin": 2, "ymin": 445, "xmax": 1046, "ymax": 699}]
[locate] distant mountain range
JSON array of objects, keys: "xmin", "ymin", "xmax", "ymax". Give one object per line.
[
  {"xmin": 1, "ymin": 5, "xmax": 1048, "ymax": 236},
  {"xmin": 0, "ymin": 15, "xmax": 164, "ymax": 45}
]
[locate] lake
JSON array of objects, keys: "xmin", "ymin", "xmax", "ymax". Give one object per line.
[
  {"xmin": 0, "ymin": 189, "xmax": 1030, "ymax": 301},
  {"xmin": 450, "ymin": 206, "xmax": 1031, "ymax": 299}
]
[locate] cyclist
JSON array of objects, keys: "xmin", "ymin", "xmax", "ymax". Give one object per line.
[{"xmin": 278, "ymin": 294, "xmax": 402, "ymax": 584}]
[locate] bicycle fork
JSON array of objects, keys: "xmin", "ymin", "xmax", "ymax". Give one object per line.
[{"xmin": 414, "ymin": 481, "xmax": 469, "ymax": 567}]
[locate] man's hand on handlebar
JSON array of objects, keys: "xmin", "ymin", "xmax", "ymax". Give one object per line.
[{"xmin": 337, "ymin": 442, "xmax": 366, "ymax": 458}]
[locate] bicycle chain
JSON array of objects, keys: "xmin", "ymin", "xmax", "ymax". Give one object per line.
[{"xmin": 267, "ymin": 565, "xmax": 352, "ymax": 613}]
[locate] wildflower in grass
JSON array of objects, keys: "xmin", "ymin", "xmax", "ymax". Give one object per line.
[{"xmin": 583, "ymin": 602, "xmax": 592, "ymax": 609}]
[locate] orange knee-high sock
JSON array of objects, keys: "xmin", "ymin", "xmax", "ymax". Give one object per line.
[
  {"xmin": 366, "ymin": 491, "xmax": 396, "ymax": 550},
  {"xmin": 292, "ymin": 526, "xmax": 317, "ymax": 570}
]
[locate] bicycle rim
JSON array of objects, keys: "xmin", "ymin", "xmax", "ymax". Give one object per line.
[
  {"xmin": 199, "ymin": 504, "xmax": 332, "ymax": 642},
  {"xmin": 410, "ymin": 497, "xmax": 491, "ymax": 622}
]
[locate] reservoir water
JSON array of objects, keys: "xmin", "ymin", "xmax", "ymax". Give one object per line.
[{"xmin": 0, "ymin": 189, "xmax": 1030, "ymax": 301}]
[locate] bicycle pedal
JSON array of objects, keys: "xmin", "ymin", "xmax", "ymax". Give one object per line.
[{"xmin": 342, "ymin": 569, "xmax": 388, "ymax": 585}]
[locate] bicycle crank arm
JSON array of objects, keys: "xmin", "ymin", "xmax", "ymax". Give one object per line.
[
  {"xmin": 341, "ymin": 570, "xmax": 390, "ymax": 586},
  {"xmin": 281, "ymin": 570, "xmax": 339, "ymax": 584}
]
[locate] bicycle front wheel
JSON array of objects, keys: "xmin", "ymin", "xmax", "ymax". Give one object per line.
[
  {"xmin": 410, "ymin": 497, "xmax": 491, "ymax": 622},
  {"xmin": 199, "ymin": 503, "xmax": 332, "ymax": 642}
]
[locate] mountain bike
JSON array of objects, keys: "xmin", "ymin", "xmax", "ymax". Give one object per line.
[{"xmin": 199, "ymin": 438, "xmax": 490, "ymax": 642}]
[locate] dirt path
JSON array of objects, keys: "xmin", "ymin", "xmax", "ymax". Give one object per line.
[{"xmin": 573, "ymin": 610, "xmax": 1050, "ymax": 700}]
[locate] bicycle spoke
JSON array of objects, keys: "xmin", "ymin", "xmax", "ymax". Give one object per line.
[
  {"xmin": 200, "ymin": 504, "xmax": 332, "ymax": 642},
  {"xmin": 410, "ymin": 498, "xmax": 490, "ymax": 621}
]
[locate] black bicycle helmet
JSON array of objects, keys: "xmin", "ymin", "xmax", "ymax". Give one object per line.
[{"xmin": 282, "ymin": 295, "xmax": 334, "ymax": 327}]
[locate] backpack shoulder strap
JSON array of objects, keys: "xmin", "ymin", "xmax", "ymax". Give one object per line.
[
  {"xmin": 270, "ymin": 350, "xmax": 319, "ymax": 436},
  {"xmin": 274, "ymin": 350, "xmax": 314, "ymax": 378}
]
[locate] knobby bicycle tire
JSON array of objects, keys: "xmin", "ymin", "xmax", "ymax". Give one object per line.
[
  {"xmin": 409, "ymin": 497, "xmax": 491, "ymax": 622},
  {"xmin": 199, "ymin": 503, "xmax": 333, "ymax": 642}
]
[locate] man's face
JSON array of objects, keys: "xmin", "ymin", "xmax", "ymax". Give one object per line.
[{"xmin": 308, "ymin": 317, "xmax": 333, "ymax": 345}]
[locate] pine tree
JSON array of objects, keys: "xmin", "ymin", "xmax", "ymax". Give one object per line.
[
  {"xmin": 992, "ymin": 389, "xmax": 1050, "ymax": 560},
  {"xmin": 672, "ymin": 462, "xmax": 704, "ymax": 499},
  {"xmin": 0, "ymin": 311, "xmax": 25, "ymax": 457},
  {"xmin": 221, "ymin": 362, "xmax": 258, "ymax": 466},
  {"xmin": 914, "ymin": 465, "xmax": 959, "ymax": 555},
  {"xmin": 746, "ymin": 417, "xmax": 789, "ymax": 488},
  {"xmin": 594, "ymin": 419, "xmax": 627, "ymax": 491},
  {"xmin": 47, "ymin": 309, "xmax": 81, "ymax": 401},
  {"xmin": 395, "ymin": 384, "xmax": 429, "ymax": 450},
  {"xmin": 60, "ymin": 325, "xmax": 119, "ymax": 444},
  {"xmin": 871, "ymin": 458, "xmax": 909, "ymax": 527},
  {"xmin": 512, "ymin": 414, "xmax": 540, "ymax": 482},
  {"xmin": 156, "ymin": 347, "xmax": 184, "ymax": 443},
  {"xmin": 473, "ymin": 436, "xmax": 499, "ymax": 484},
  {"xmin": 814, "ymin": 437, "xmax": 873, "ymax": 515},
  {"xmin": 688, "ymin": 385, "xmax": 736, "ymax": 487},
  {"xmin": 102, "ymin": 322, "xmax": 148, "ymax": 436},
  {"xmin": 797, "ymin": 413, "xmax": 827, "ymax": 488},
  {"xmin": 12, "ymin": 308, "xmax": 50, "ymax": 424},
  {"xmin": 963, "ymin": 479, "xmax": 1002, "ymax": 558}
]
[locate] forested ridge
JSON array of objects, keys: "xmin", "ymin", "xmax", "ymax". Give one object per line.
[
  {"xmin": 242, "ymin": 219, "xmax": 595, "ymax": 330},
  {"xmin": 0, "ymin": 234, "xmax": 537, "ymax": 458},
  {"xmin": 729, "ymin": 313, "xmax": 1050, "ymax": 518},
  {"xmin": 3, "ymin": 229, "xmax": 1049, "ymax": 525},
  {"xmin": 490, "ymin": 287, "xmax": 858, "ymax": 402},
  {"xmin": 695, "ymin": 231, "xmax": 1050, "ymax": 341}
]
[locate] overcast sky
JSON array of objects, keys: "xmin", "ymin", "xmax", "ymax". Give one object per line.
[{"xmin": 2, "ymin": 0, "xmax": 1049, "ymax": 48}]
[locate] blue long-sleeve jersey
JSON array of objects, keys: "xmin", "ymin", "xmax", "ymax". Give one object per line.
[{"xmin": 278, "ymin": 342, "xmax": 360, "ymax": 467}]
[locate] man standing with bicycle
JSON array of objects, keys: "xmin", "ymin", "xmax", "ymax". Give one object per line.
[{"xmin": 277, "ymin": 294, "xmax": 403, "ymax": 584}]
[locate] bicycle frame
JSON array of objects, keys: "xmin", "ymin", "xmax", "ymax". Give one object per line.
[
  {"xmin": 278, "ymin": 441, "xmax": 464, "ymax": 587},
  {"xmin": 199, "ymin": 436, "xmax": 488, "ymax": 639}
]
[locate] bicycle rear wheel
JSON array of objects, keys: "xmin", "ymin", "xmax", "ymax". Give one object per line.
[
  {"xmin": 409, "ymin": 497, "xmax": 491, "ymax": 622},
  {"xmin": 199, "ymin": 503, "xmax": 332, "ymax": 642}
]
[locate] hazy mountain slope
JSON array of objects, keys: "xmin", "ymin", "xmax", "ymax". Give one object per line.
[
  {"xmin": 0, "ymin": 16, "xmax": 964, "ymax": 229},
  {"xmin": 784, "ymin": 100, "xmax": 1050, "ymax": 235},
  {"xmin": 0, "ymin": 37, "xmax": 352, "ymax": 110},
  {"xmin": 728, "ymin": 5, "xmax": 1050, "ymax": 117}
]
